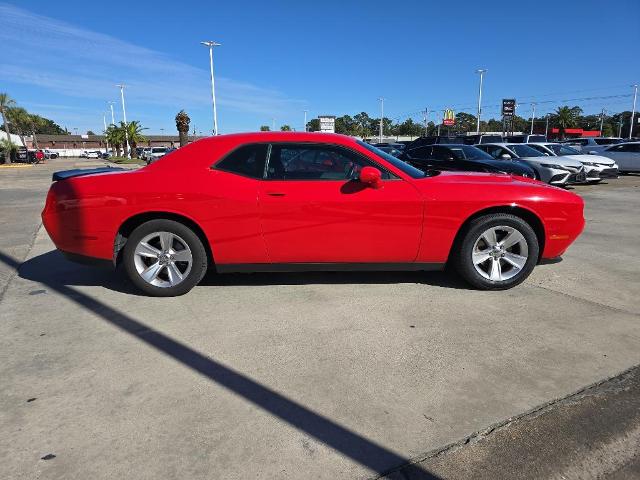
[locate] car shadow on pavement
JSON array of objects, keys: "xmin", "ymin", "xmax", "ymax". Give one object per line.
[
  {"xmin": 18, "ymin": 249, "xmax": 471, "ymax": 294},
  {"xmin": 1, "ymin": 249, "xmax": 441, "ymax": 479}
]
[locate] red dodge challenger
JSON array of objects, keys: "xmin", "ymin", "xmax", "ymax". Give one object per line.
[{"xmin": 42, "ymin": 132, "xmax": 585, "ymax": 296}]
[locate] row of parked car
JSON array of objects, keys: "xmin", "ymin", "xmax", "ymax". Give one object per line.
[{"xmin": 372, "ymin": 135, "xmax": 640, "ymax": 187}]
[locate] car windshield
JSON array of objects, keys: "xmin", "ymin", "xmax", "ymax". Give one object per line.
[
  {"xmin": 357, "ymin": 141, "xmax": 426, "ymax": 178},
  {"xmin": 449, "ymin": 145, "xmax": 495, "ymax": 161},
  {"xmin": 547, "ymin": 144, "xmax": 580, "ymax": 156},
  {"xmin": 508, "ymin": 144, "xmax": 546, "ymax": 157}
]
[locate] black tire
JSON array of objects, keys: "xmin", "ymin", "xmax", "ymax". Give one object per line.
[
  {"xmin": 123, "ymin": 219, "xmax": 208, "ymax": 297},
  {"xmin": 452, "ymin": 214, "xmax": 539, "ymax": 290}
]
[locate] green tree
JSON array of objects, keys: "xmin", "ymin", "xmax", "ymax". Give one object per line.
[
  {"xmin": 280, "ymin": 125, "xmax": 291, "ymax": 131},
  {"xmin": 0, "ymin": 93, "xmax": 16, "ymax": 163},
  {"xmin": 305, "ymin": 119, "xmax": 319, "ymax": 132},
  {"xmin": 454, "ymin": 112, "xmax": 477, "ymax": 133},
  {"xmin": 554, "ymin": 106, "xmax": 580, "ymax": 139},
  {"xmin": 123, "ymin": 121, "xmax": 147, "ymax": 158},
  {"xmin": 353, "ymin": 112, "xmax": 372, "ymax": 138},
  {"xmin": 259, "ymin": 125, "xmax": 270, "ymax": 131},
  {"xmin": 334, "ymin": 115, "xmax": 358, "ymax": 135},
  {"xmin": 105, "ymin": 123, "xmax": 124, "ymax": 157},
  {"xmin": 175, "ymin": 110, "xmax": 190, "ymax": 147}
]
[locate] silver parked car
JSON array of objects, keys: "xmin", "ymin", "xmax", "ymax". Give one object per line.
[
  {"xmin": 527, "ymin": 143, "xmax": 618, "ymax": 183},
  {"xmin": 560, "ymin": 137, "xmax": 623, "ymax": 153},
  {"xmin": 475, "ymin": 143, "xmax": 586, "ymax": 186},
  {"xmin": 597, "ymin": 142, "xmax": 640, "ymax": 173}
]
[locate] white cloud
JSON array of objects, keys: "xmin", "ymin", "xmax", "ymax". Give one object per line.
[{"xmin": 0, "ymin": 3, "xmax": 304, "ymax": 117}]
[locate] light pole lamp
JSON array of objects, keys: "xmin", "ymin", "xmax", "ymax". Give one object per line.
[
  {"xmin": 116, "ymin": 84, "xmax": 130, "ymax": 157},
  {"xmin": 378, "ymin": 97, "xmax": 385, "ymax": 142},
  {"xmin": 630, "ymin": 84, "xmax": 638, "ymax": 139},
  {"xmin": 201, "ymin": 40, "xmax": 221, "ymax": 135},
  {"xmin": 108, "ymin": 101, "xmax": 116, "ymax": 125},
  {"xmin": 475, "ymin": 69, "xmax": 487, "ymax": 134}
]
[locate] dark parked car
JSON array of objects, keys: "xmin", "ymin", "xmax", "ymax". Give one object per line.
[{"xmin": 400, "ymin": 144, "xmax": 537, "ymax": 178}]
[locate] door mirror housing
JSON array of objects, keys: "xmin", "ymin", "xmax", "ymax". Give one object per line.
[
  {"xmin": 499, "ymin": 153, "xmax": 512, "ymax": 160},
  {"xmin": 359, "ymin": 166, "xmax": 383, "ymax": 189}
]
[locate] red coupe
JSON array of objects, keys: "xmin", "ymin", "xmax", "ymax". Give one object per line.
[{"xmin": 42, "ymin": 132, "xmax": 585, "ymax": 296}]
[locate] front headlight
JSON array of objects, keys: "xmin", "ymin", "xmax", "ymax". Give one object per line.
[{"xmin": 541, "ymin": 163, "xmax": 568, "ymax": 170}]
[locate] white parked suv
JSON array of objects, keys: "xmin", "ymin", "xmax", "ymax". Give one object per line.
[
  {"xmin": 145, "ymin": 147, "xmax": 169, "ymax": 164},
  {"xmin": 475, "ymin": 143, "xmax": 587, "ymax": 186},
  {"xmin": 527, "ymin": 143, "xmax": 618, "ymax": 183}
]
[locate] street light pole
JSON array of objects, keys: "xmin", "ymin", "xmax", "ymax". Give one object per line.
[
  {"xmin": 378, "ymin": 97, "xmax": 385, "ymax": 142},
  {"xmin": 108, "ymin": 101, "xmax": 116, "ymax": 125},
  {"xmin": 545, "ymin": 114, "xmax": 550, "ymax": 138},
  {"xmin": 201, "ymin": 41, "xmax": 221, "ymax": 135},
  {"xmin": 116, "ymin": 84, "xmax": 130, "ymax": 157},
  {"xmin": 630, "ymin": 84, "xmax": 638, "ymax": 139},
  {"xmin": 475, "ymin": 69, "xmax": 487, "ymax": 134},
  {"xmin": 599, "ymin": 108, "xmax": 606, "ymax": 135},
  {"xmin": 530, "ymin": 103, "xmax": 536, "ymax": 134},
  {"xmin": 304, "ymin": 110, "xmax": 308, "ymax": 132},
  {"xmin": 103, "ymin": 113, "xmax": 108, "ymax": 153}
]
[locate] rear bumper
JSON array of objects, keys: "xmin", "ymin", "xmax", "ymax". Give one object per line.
[{"xmin": 61, "ymin": 251, "xmax": 113, "ymax": 267}]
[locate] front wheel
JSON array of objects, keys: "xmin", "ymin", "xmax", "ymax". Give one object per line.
[
  {"xmin": 453, "ymin": 214, "xmax": 539, "ymax": 290},
  {"xmin": 123, "ymin": 219, "xmax": 208, "ymax": 296}
]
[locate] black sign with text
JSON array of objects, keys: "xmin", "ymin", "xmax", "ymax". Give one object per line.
[{"xmin": 502, "ymin": 99, "xmax": 516, "ymax": 117}]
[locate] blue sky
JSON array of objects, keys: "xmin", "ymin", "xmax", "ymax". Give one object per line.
[{"xmin": 2, "ymin": 0, "xmax": 639, "ymax": 134}]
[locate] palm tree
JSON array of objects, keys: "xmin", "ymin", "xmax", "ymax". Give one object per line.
[
  {"xmin": 105, "ymin": 123, "xmax": 124, "ymax": 157},
  {"xmin": 555, "ymin": 106, "xmax": 578, "ymax": 140},
  {"xmin": 0, "ymin": 93, "xmax": 16, "ymax": 163},
  {"xmin": 123, "ymin": 121, "xmax": 147, "ymax": 158},
  {"xmin": 175, "ymin": 110, "xmax": 190, "ymax": 147}
]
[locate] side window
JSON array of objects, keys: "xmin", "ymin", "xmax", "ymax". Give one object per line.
[
  {"xmin": 432, "ymin": 146, "xmax": 453, "ymax": 160},
  {"xmin": 617, "ymin": 144, "xmax": 640, "ymax": 152},
  {"xmin": 267, "ymin": 144, "xmax": 391, "ymax": 180},
  {"xmin": 407, "ymin": 146, "xmax": 432, "ymax": 158},
  {"xmin": 214, "ymin": 144, "xmax": 268, "ymax": 179}
]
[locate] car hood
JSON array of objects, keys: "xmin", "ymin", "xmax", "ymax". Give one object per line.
[
  {"xmin": 420, "ymin": 170, "xmax": 547, "ymax": 187},
  {"xmin": 566, "ymin": 154, "xmax": 615, "ymax": 165},
  {"xmin": 519, "ymin": 155, "xmax": 584, "ymax": 167}
]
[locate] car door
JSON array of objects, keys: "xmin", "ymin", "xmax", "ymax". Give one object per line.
[
  {"xmin": 258, "ymin": 143, "xmax": 424, "ymax": 263},
  {"xmin": 604, "ymin": 143, "xmax": 640, "ymax": 171}
]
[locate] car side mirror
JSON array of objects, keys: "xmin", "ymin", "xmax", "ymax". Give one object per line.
[
  {"xmin": 500, "ymin": 154, "xmax": 512, "ymax": 160},
  {"xmin": 587, "ymin": 150, "xmax": 597, "ymax": 155},
  {"xmin": 359, "ymin": 166, "xmax": 383, "ymax": 189}
]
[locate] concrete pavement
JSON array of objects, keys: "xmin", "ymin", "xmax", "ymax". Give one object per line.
[{"xmin": 1, "ymin": 163, "xmax": 639, "ymax": 479}]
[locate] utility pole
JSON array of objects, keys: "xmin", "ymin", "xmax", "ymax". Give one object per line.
[
  {"xmin": 424, "ymin": 108, "xmax": 429, "ymax": 136},
  {"xmin": 272, "ymin": 118, "xmax": 276, "ymax": 131},
  {"xmin": 475, "ymin": 69, "xmax": 487, "ymax": 134},
  {"xmin": 530, "ymin": 103, "xmax": 536, "ymax": 134},
  {"xmin": 303, "ymin": 110, "xmax": 308, "ymax": 132},
  {"xmin": 437, "ymin": 111, "xmax": 442, "ymax": 136},
  {"xmin": 599, "ymin": 108, "xmax": 606, "ymax": 135},
  {"xmin": 200, "ymin": 41, "xmax": 221, "ymax": 135},
  {"xmin": 545, "ymin": 114, "xmax": 550, "ymax": 138},
  {"xmin": 378, "ymin": 97, "xmax": 385, "ymax": 142},
  {"xmin": 116, "ymin": 84, "xmax": 130, "ymax": 157},
  {"xmin": 630, "ymin": 84, "xmax": 638, "ymax": 139}
]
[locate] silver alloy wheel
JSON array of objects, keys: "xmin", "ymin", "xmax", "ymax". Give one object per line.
[
  {"xmin": 472, "ymin": 225, "xmax": 529, "ymax": 282},
  {"xmin": 133, "ymin": 231, "xmax": 193, "ymax": 288}
]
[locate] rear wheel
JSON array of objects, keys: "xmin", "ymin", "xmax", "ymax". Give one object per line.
[
  {"xmin": 453, "ymin": 214, "xmax": 539, "ymax": 290},
  {"xmin": 123, "ymin": 219, "xmax": 208, "ymax": 296}
]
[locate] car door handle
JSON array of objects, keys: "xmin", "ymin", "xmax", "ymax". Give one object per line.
[{"xmin": 266, "ymin": 192, "xmax": 286, "ymax": 197}]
